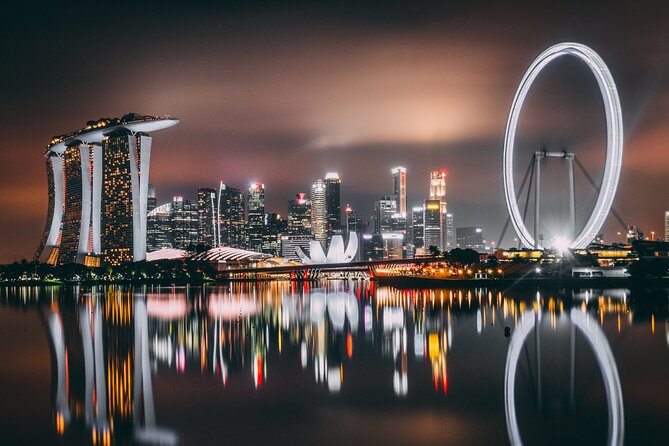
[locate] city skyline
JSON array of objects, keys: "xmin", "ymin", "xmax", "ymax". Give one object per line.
[{"xmin": 1, "ymin": 1, "xmax": 669, "ymax": 262}]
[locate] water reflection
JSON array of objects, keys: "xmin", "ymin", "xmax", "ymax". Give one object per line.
[
  {"xmin": 504, "ymin": 309, "xmax": 624, "ymax": 446},
  {"xmin": 1, "ymin": 283, "xmax": 667, "ymax": 445}
]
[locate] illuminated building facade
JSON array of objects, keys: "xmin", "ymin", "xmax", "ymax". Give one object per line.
[
  {"xmin": 262, "ymin": 212, "xmax": 286, "ymax": 256},
  {"xmin": 310, "ymin": 179, "xmax": 327, "ymax": 245},
  {"xmin": 147, "ymin": 202, "xmax": 172, "ymax": 251},
  {"xmin": 287, "ymin": 193, "xmax": 311, "ymax": 235},
  {"xmin": 324, "ymin": 173, "xmax": 341, "ymax": 241},
  {"xmin": 424, "ymin": 199, "xmax": 442, "ymax": 251},
  {"xmin": 456, "ymin": 226, "xmax": 485, "ymax": 251},
  {"xmin": 36, "ymin": 114, "xmax": 178, "ymax": 266},
  {"xmin": 217, "ymin": 182, "xmax": 245, "ymax": 249},
  {"xmin": 374, "ymin": 196, "xmax": 397, "ymax": 234},
  {"xmin": 428, "ymin": 169, "xmax": 449, "ymax": 252},
  {"xmin": 411, "ymin": 206, "xmax": 424, "ymax": 248},
  {"xmin": 171, "ymin": 196, "xmax": 198, "ymax": 250},
  {"xmin": 58, "ymin": 145, "xmax": 87, "ymax": 264},
  {"xmin": 198, "ymin": 187, "xmax": 218, "ymax": 247},
  {"xmin": 345, "ymin": 206, "xmax": 363, "ymax": 261},
  {"xmin": 445, "ymin": 213, "xmax": 455, "ymax": 250},
  {"xmin": 392, "ymin": 167, "xmax": 407, "ymax": 217},
  {"xmin": 246, "ymin": 183, "xmax": 265, "ymax": 252},
  {"xmin": 665, "ymin": 211, "xmax": 669, "ymax": 242}
]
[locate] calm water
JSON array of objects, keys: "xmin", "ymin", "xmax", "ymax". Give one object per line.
[{"xmin": 0, "ymin": 282, "xmax": 667, "ymax": 445}]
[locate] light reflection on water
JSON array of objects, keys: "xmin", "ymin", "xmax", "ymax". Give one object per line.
[{"xmin": 0, "ymin": 282, "xmax": 667, "ymax": 445}]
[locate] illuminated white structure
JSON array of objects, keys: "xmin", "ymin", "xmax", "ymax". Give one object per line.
[
  {"xmin": 503, "ymin": 42, "xmax": 623, "ymax": 250},
  {"xmin": 36, "ymin": 114, "xmax": 179, "ymax": 265},
  {"xmin": 391, "ymin": 167, "xmax": 407, "ymax": 217},
  {"xmin": 295, "ymin": 233, "xmax": 358, "ymax": 264},
  {"xmin": 310, "ymin": 179, "xmax": 327, "ymax": 245},
  {"xmin": 428, "ymin": 170, "xmax": 449, "ymax": 251}
]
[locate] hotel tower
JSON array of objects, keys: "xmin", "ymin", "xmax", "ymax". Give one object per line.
[{"xmin": 35, "ymin": 113, "xmax": 179, "ymax": 266}]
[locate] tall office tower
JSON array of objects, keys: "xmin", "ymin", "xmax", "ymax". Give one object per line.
[
  {"xmin": 171, "ymin": 196, "xmax": 198, "ymax": 250},
  {"xmin": 324, "ymin": 173, "xmax": 341, "ymax": 240},
  {"xmin": 217, "ymin": 182, "xmax": 245, "ymax": 248},
  {"xmin": 58, "ymin": 144, "xmax": 86, "ymax": 264},
  {"xmin": 246, "ymin": 183, "xmax": 265, "ymax": 252},
  {"xmin": 391, "ymin": 167, "xmax": 407, "ymax": 217},
  {"xmin": 382, "ymin": 233, "xmax": 404, "ymax": 260},
  {"xmin": 262, "ymin": 212, "xmax": 287, "ymax": 255},
  {"xmin": 345, "ymin": 205, "xmax": 363, "ymax": 261},
  {"xmin": 147, "ymin": 201, "xmax": 173, "ymax": 251},
  {"xmin": 287, "ymin": 193, "xmax": 311, "ymax": 235},
  {"xmin": 35, "ymin": 114, "xmax": 178, "ymax": 266},
  {"xmin": 197, "ymin": 187, "xmax": 218, "ymax": 247},
  {"xmin": 411, "ymin": 206, "xmax": 425, "ymax": 248},
  {"xmin": 456, "ymin": 227, "xmax": 485, "ymax": 251},
  {"xmin": 423, "ymin": 199, "xmax": 442, "ymax": 251},
  {"xmin": 363, "ymin": 234, "xmax": 384, "ymax": 261},
  {"xmin": 310, "ymin": 179, "xmax": 327, "ymax": 245},
  {"xmin": 429, "ymin": 169, "xmax": 447, "ymax": 200},
  {"xmin": 445, "ymin": 213, "xmax": 455, "ymax": 250},
  {"xmin": 374, "ymin": 195, "xmax": 397, "ymax": 234},
  {"xmin": 345, "ymin": 206, "xmax": 363, "ymax": 235},
  {"xmin": 428, "ymin": 169, "xmax": 449, "ymax": 251},
  {"xmin": 147, "ymin": 184, "xmax": 157, "ymax": 213},
  {"xmin": 665, "ymin": 211, "xmax": 669, "ymax": 242}
]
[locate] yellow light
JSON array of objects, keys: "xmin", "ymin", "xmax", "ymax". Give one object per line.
[{"xmin": 428, "ymin": 333, "xmax": 440, "ymax": 359}]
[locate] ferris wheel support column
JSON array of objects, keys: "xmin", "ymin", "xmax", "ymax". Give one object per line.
[
  {"xmin": 567, "ymin": 155, "xmax": 576, "ymax": 240},
  {"xmin": 534, "ymin": 152, "xmax": 541, "ymax": 249}
]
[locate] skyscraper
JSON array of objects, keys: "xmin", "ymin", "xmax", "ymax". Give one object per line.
[
  {"xmin": 198, "ymin": 187, "xmax": 218, "ymax": 248},
  {"xmin": 324, "ymin": 172, "xmax": 341, "ymax": 240},
  {"xmin": 310, "ymin": 179, "xmax": 327, "ymax": 245},
  {"xmin": 429, "ymin": 169, "xmax": 447, "ymax": 200},
  {"xmin": 428, "ymin": 169, "xmax": 449, "ymax": 251},
  {"xmin": 287, "ymin": 193, "xmax": 311, "ymax": 235},
  {"xmin": 424, "ymin": 199, "xmax": 442, "ymax": 251},
  {"xmin": 35, "ymin": 114, "xmax": 178, "ymax": 266},
  {"xmin": 246, "ymin": 183, "xmax": 265, "ymax": 252},
  {"xmin": 665, "ymin": 211, "xmax": 669, "ymax": 242},
  {"xmin": 217, "ymin": 182, "xmax": 245, "ymax": 249},
  {"xmin": 374, "ymin": 196, "xmax": 397, "ymax": 234},
  {"xmin": 262, "ymin": 212, "xmax": 287, "ymax": 256},
  {"xmin": 147, "ymin": 184, "xmax": 157, "ymax": 213},
  {"xmin": 147, "ymin": 202, "xmax": 172, "ymax": 251},
  {"xmin": 391, "ymin": 167, "xmax": 407, "ymax": 217},
  {"xmin": 411, "ymin": 206, "xmax": 424, "ymax": 248},
  {"xmin": 345, "ymin": 205, "xmax": 363, "ymax": 261},
  {"xmin": 171, "ymin": 196, "xmax": 198, "ymax": 250},
  {"xmin": 445, "ymin": 213, "xmax": 455, "ymax": 250}
]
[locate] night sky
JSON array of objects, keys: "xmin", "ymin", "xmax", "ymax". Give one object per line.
[{"xmin": 1, "ymin": 0, "xmax": 668, "ymax": 262}]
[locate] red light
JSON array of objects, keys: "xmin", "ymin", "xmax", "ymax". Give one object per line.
[{"xmin": 256, "ymin": 356, "xmax": 263, "ymax": 387}]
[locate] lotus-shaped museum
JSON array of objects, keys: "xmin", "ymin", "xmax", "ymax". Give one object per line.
[{"xmin": 295, "ymin": 233, "xmax": 358, "ymax": 264}]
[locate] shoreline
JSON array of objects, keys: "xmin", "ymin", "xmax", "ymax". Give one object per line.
[
  {"xmin": 1, "ymin": 275, "xmax": 668, "ymax": 289},
  {"xmin": 375, "ymin": 275, "xmax": 669, "ymax": 289}
]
